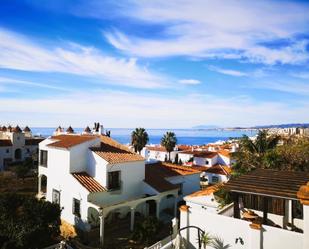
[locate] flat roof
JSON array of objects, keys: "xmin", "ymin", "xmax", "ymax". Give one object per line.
[{"xmin": 224, "ymin": 169, "xmax": 309, "ymax": 200}]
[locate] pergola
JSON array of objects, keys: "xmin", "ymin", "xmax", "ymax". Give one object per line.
[{"xmin": 224, "ymin": 169, "xmax": 309, "ymax": 226}]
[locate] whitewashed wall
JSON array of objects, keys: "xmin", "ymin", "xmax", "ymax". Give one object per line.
[{"xmin": 180, "ymin": 205, "xmax": 304, "ymax": 249}]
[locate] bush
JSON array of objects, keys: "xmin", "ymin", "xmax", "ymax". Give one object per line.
[
  {"xmin": 131, "ymin": 216, "xmax": 161, "ymax": 246},
  {"xmin": 0, "ymin": 193, "xmax": 61, "ymax": 249}
]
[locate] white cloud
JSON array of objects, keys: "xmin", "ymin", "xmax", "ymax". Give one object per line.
[
  {"xmin": 0, "ymin": 77, "xmax": 71, "ymax": 91},
  {"xmin": 208, "ymin": 66, "xmax": 248, "ymax": 77},
  {"xmin": 0, "ymin": 28, "xmax": 171, "ymax": 89},
  {"xmin": 290, "ymin": 72, "xmax": 309, "ymax": 80},
  {"xmin": 252, "ymin": 81, "xmax": 309, "ymax": 96},
  {"xmin": 103, "ymin": 0, "xmax": 309, "ymax": 65},
  {"xmin": 179, "ymin": 79, "xmax": 201, "ymax": 85},
  {"xmin": 0, "ymin": 90, "xmax": 308, "ymax": 128}
]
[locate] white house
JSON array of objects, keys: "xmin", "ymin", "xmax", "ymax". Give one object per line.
[
  {"xmin": 145, "ymin": 145, "xmax": 192, "ymax": 163},
  {"xmin": 0, "ymin": 125, "xmax": 43, "ymax": 170},
  {"xmin": 179, "ymin": 149, "xmax": 232, "ymax": 167},
  {"xmin": 38, "ymin": 126, "xmax": 201, "ymax": 247}
]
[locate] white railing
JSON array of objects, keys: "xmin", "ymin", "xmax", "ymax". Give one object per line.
[{"xmin": 144, "ymin": 235, "xmax": 175, "ymax": 249}]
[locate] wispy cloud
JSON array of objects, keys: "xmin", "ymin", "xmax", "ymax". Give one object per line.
[
  {"xmin": 0, "ymin": 90, "xmax": 308, "ymax": 128},
  {"xmin": 102, "ymin": 0, "xmax": 309, "ymax": 65},
  {"xmin": 179, "ymin": 79, "xmax": 201, "ymax": 85},
  {"xmin": 0, "ymin": 28, "xmax": 171, "ymax": 89},
  {"xmin": 208, "ymin": 66, "xmax": 248, "ymax": 77},
  {"xmin": 250, "ymin": 80, "xmax": 309, "ymax": 96},
  {"xmin": 0, "ymin": 77, "xmax": 71, "ymax": 91},
  {"xmin": 290, "ymin": 72, "xmax": 309, "ymax": 80}
]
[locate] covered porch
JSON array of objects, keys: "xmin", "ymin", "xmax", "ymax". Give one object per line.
[
  {"xmin": 224, "ymin": 169, "xmax": 309, "ymax": 231},
  {"xmin": 90, "ymin": 189, "xmax": 179, "ymax": 248}
]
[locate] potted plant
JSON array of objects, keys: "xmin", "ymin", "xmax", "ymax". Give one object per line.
[{"xmin": 200, "ymin": 232, "xmax": 212, "ymax": 249}]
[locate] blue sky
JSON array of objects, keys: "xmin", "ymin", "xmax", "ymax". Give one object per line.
[{"xmin": 0, "ymin": 0, "xmax": 309, "ymax": 128}]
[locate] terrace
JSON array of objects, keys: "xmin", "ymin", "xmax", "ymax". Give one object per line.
[{"xmin": 179, "ymin": 169, "xmax": 309, "ymax": 249}]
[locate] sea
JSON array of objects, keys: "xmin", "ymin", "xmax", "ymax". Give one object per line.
[{"xmin": 30, "ymin": 128, "xmax": 257, "ymax": 146}]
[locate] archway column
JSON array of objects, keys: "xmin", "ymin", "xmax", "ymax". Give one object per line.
[
  {"xmin": 130, "ymin": 207, "xmax": 135, "ymax": 231},
  {"xmin": 38, "ymin": 175, "xmax": 42, "ymax": 194},
  {"xmin": 99, "ymin": 208, "xmax": 105, "ymax": 248},
  {"xmin": 156, "ymin": 199, "xmax": 161, "ymax": 219}
]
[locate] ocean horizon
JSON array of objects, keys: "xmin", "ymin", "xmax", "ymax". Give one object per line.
[{"xmin": 30, "ymin": 127, "xmax": 257, "ymax": 145}]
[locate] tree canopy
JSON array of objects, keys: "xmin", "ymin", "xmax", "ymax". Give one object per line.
[
  {"xmin": 131, "ymin": 128, "xmax": 149, "ymax": 154},
  {"xmin": 161, "ymin": 132, "xmax": 177, "ymax": 161},
  {"xmin": 232, "ymin": 130, "xmax": 309, "ymax": 174},
  {"xmin": 0, "ymin": 194, "xmax": 61, "ymax": 249}
]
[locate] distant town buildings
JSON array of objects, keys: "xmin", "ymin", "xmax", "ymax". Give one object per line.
[{"xmin": 0, "ymin": 125, "xmax": 44, "ymax": 170}]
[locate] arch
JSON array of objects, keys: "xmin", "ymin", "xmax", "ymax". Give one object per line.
[
  {"xmin": 87, "ymin": 207, "xmax": 100, "ymax": 227},
  {"xmin": 15, "ymin": 148, "xmax": 22, "ymax": 160},
  {"xmin": 40, "ymin": 174, "xmax": 47, "ymax": 194}
]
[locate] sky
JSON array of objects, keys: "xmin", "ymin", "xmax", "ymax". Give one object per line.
[{"xmin": 0, "ymin": 0, "xmax": 309, "ymax": 128}]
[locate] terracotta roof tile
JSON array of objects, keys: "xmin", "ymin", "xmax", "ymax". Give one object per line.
[
  {"xmin": 144, "ymin": 162, "xmax": 201, "ymax": 193},
  {"xmin": 72, "ymin": 172, "xmax": 106, "ymax": 193},
  {"xmin": 91, "ymin": 136, "xmax": 144, "ymax": 164},
  {"xmin": 48, "ymin": 135, "xmax": 97, "ymax": 149},
  {"xmin": 187, "ymin": 184, "xmax": 223, "ymax": 197},
  {"xmin": 147, "ymin": 162, "xmax": 202, "ymax": 177},
  {"xmin": 218, "ymin": 150, "xmax": 231, "ymax": 158},
  {"xmin": 191, "ymin": 164, "xmax": 231, "ymax": 175},
  {"xmin": 179, "ymin": 150, "xmax": 218, "ymax": 158}
]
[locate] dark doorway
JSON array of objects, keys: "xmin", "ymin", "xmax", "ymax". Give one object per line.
[
  {"xmin": 15, "ymin": 149, "xmax": 22, "ymax": 160},
  {"xmin": 146, "ymin": 200, "xmax": 156, "ymax": 216}
]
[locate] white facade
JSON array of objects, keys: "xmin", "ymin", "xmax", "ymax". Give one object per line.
[{"xmin": 38, "ymin": 133, "xmax": 202, "ymax": 236}]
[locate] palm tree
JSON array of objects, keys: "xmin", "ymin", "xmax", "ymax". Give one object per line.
[
  {"xmin": 232, "ymin": 130, "xmax": 280, "ymax": 173},
  {"xmin": 240, "ymin": 130, "xmax": 280, "ymax": 155},
  {"xmin": 161, "ymin": 132, "xmax": 177, "ymax": 161},
  {"xmin": 131, "ymin": 128, "xmax": 149, "ymax": 154}
]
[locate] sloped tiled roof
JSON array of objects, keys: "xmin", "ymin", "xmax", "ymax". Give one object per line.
[
  {"xmin": 218, "ymin": 149, "xmax": 231, "ymax": 158},
  {"xmin": 47, "ymin": 135, "xmax": 97, "ymax": 149},
  {"xmin": 179, "ymin": 150, "xmax": 218, "ymax": 158},
  {"xmin": 191, "ymin": 164, "xmax": 231, "ymax": 176},
  {"xmin": 187, "ymin": 184, "xmax": 223, "ymax": 197},
  {"xmin": 72, "ymin": 172, "xmax": 106, "ymax": 193},
  {"xmin": 0, "ymin": 139, "xmax": 12, "ymax": 147},
  {"xmin": 144, "ymin": 162, "xmax": 201, "ymax": 193},
  {"xmin": 91, "ymin": 136, "xmax": 144, "ymax": 164}
]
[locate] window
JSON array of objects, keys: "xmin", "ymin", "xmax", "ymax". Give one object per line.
[
  {"xmin": 108, "ymin": 171, "xmax": 121, "ymax": 190},
  {"xmin": 26, "ymin": 148, "xmax": 30, "ymax": 153},
  {"xmin": 40, "ymin": 150, "xmax": 48, "ymax": 167},
  {"xmin": 6, "ymin": 149, "xmax": 9, "ymax": 153},
  {"xmin": 52, "ymin": 189, "xmax": 60, "ymax": 205},
  {"xmin": 72, "ymin": 198, "xmax": 81, "ymax": 217},
  {"xmin": 212, "ymin": 176, "xmax": 219, "ymax": 183}
]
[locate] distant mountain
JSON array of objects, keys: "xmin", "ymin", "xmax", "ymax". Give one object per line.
[
  {"xmin": 253, "ymin": 123, "xmax": 309, "ymax": 129},
  {"xmin": 192, "ymin": 125, "xmax": 220, "ymax": 129}
]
